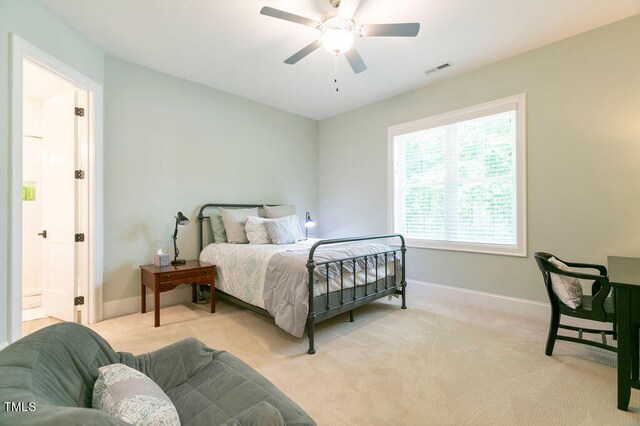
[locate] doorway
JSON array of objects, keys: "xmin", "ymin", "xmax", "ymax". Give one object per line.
[
  {"xmin": 9, "ymin": 34, "xmax": 104, "ymax": 343},
  {"xmin": 21, "ymin": 59, "xmax": 89, "ymax": 333}
]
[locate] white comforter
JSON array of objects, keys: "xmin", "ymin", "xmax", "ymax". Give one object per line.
[{"xmin": 199, "ymin": 239, "xmax": 318, "ymax": 309}]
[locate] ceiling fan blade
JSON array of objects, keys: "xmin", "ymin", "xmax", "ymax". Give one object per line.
[
  {"xmin": 260, "ymin": 6, "xmax": 319, "ymax": 28},
  {"xmin": 337, "ymin": 0, "xmax": 361, "ymax": 19},
  {"xmin": 344, "ymin": 47, "xmax": 367, "ymax": 73},
  {"xmin": 361, "ymin": 23, "xmax": 420, "ymax": 37},
  {"xmin": 284, "ymin": 41, "xmax": 322, "ymax": 65}
]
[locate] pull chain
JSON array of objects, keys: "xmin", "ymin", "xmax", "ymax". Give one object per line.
[{"xmin": 334, "ymin": 54, "xmax": 339, "ymax": 93}]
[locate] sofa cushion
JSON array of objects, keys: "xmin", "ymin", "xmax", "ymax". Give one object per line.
[
  {"xmin": 167, "ymin": 351, "xmax": 314, "ymax": 425},
  {"xmin": 0, "ymin": 323, "xmax": 128, "ymax": 425},
  {"xmin": 0, "ymin": 322, "xmax": 121, "ymax": 407},
  {"xmin": 125, "ymin": 337, "xmax": 214, "ymax": 392},
  {"xmin": 220, "ymin": 401, "xmax": 285, "ymax": 426}
]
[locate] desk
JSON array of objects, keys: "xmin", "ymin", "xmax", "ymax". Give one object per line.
[{"xmin": 608, "ymin": 256, "xmax": 640, "ymax": 411}]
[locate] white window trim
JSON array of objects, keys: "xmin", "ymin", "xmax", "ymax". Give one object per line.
[{"xmin": 387, "ymin": 93, "xmax": 527, "ymax": 257}]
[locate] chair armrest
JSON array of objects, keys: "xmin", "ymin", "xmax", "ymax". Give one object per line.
[
  {"xmin": 120, "ymin": 337, "xmax": 215, "ymax": 392},
  {"xmin": 547, "ymin": 266, "xmax": 604, "ymax": 281},
  {"xmin": 561, "ymin": 261, "xmax": 607, "ymax": 276}
]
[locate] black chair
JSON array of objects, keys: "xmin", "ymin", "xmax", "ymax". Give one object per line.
[{"xmin": 534, "ymin": 252, "xmax": 617, "ymax": 355}]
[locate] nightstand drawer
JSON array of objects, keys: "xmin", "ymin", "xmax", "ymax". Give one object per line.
[
  {"xmin": 158, "ymin": 281, "xmax": 182, "ymax": 292},
  {"xmin": 157, "ymin": 268, "xmax": 213, "ymax": 284}
]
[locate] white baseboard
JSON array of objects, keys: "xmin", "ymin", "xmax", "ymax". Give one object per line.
[
  {"xmin": 0, "ymin": 341, "xmax": 8, "ymax": 350},
  {"xmin": 408, "ymin": 279, "xmax": 605, "ymax": 330},
  {"xmin": 102, "ymin": 287, "xmax": 193, "ymax": 320}
]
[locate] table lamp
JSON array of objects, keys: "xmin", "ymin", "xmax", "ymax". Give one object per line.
[
  {"xmin": 171, "ymin": 211, "xmax": 189, "ymax": 265},
  {"xmin": 305, "ymin": 211, "xmax": 315, "ymax": 240}
]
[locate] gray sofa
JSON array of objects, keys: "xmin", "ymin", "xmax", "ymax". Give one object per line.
[{"xmin": 0, "ymin": 323, "xmax": 315, "ymax": 425}]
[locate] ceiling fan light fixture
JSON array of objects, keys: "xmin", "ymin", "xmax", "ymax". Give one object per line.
[
  {"xmin": 319, "ymin": 14, "xmax": 356, "ymax": 55},
  {"xmin": 320, "ymin": 28, "xmax": 354, "ymax": 55}
]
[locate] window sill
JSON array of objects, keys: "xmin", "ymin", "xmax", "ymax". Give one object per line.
[{"xmin": 402, "ymin": 237, "xmax": 527, "ymax": 257}]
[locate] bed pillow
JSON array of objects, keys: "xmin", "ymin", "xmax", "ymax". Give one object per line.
[
  {"xmin": 92, "ymin": 363, "xmax": 180, "ymax": 426},
  {"xmin": 219, "ymin": 207, "xmax": 259, "ymax": 244},
  {"xmin": 548, "ymin": 257, "xmax": 583, "ymax": 309},
  {"xmin": 210, "ymin": 214, "xmax": 227, "ymax": 243},
  {"xmin": 264, "ymin": 215, "xmax": 303, "ymax": 244},
  {"xmin": 245, "ymin": 216, "xmax": 273, "ymax": 244},
  {"xmin": 264, "ymin": 204, "xmax": 296, "ymax": 219}
]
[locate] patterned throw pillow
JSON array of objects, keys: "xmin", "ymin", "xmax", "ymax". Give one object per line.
[
  {"xmin": 245, "ymin": 216, "xmax": 273, "ymax": 244},
  {"xmin": 92, "ymin": 363, "xmax": 180, "ymax": 426},
  {"xmin": 263, "ymin": 215, "xmax": 303, "ymax": 244},
  {"xmin": 548, "ymin": 257, "xmax": 583, "ymax": 309}
]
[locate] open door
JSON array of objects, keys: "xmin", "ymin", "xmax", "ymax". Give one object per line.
[{"xmin": 40, "ymin": 91, "xmax": 77, "ymax": 322}]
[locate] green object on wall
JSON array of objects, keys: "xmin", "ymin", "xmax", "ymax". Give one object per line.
[{"xmin": 22, "ymin": 183, "xmax": 36, "ymax": 201}]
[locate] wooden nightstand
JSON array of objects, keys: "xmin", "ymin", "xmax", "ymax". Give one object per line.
[{"xmin": 139, "ymin": 260, "xmax": 216, "ymax": 327}]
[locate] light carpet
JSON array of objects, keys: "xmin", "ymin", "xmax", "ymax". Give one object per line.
[{"xmin": 89, "ymin": 284, "xmax": 640, "ymax": 425}]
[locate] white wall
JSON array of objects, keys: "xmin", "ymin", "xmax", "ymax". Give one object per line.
[{"xmin": 318, "ymin": 14, "xmax": 640, "ymax": 303}]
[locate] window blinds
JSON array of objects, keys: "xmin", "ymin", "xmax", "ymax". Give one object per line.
[{"xmin": 393, "ymin": 109, "xmax": 517, "ymax": 246}]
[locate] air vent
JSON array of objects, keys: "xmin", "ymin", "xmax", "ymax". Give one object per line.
[{"xmin": 425, "ymin": 62, "xmax": 452, "ymax": 75}]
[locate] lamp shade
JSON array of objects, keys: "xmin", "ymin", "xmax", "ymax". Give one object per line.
[
  {"xmin": 305, "ymin": 212, "xmax": 315, "ymax": 228},
  {"xmin": 176, "ymin": 211, "xmax": 189, "ymax": 226}
]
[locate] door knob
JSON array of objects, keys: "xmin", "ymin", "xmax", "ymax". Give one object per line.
[{"xmin": 38, "ymin": 230, "xmax": 47, "ymax": 238}]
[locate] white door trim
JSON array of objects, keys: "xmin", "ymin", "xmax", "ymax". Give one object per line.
[{"xmin": 8, "ymin": 33, "xmax": 104, "ymax": 343}]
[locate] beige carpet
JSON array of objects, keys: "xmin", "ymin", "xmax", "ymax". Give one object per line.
[
  {"xmin": 22, "ymin": 316, "xmax": 63, "ymax": 336},
  {"xmin": 89, "ymin": 284, "xmax": 640, "ymax": 425}
]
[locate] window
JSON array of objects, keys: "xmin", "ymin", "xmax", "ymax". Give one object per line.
[
  {"xmin": 388, "ymin": 94, "xmax": 526, "ymax": 256},
  {"xmin": 22, "ymin": 182, "xmax": 36, "ymax": 201}
]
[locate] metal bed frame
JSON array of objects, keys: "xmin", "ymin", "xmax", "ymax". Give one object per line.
[{"xmin": 197, "ymin": 203, "xmax": 407, "ymax": 354}]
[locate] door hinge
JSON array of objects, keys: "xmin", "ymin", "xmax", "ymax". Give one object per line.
[
  {"xmin": 75, "ymin": 233, "xmax": 85, "ymax": 242},
  {"xmin": 74, "ymin": 296, "xmax": 85, "ymax": 306},
  {"xmin": 74, "ymin": 107, "xmax": 85, "ymax": 117},
  {"xmin": 75, "ymin": 170, "xmax": 85, "ymax": 179}
]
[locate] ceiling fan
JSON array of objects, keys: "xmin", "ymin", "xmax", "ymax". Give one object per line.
[{"xmin": 260, "ymin": 0, "xmax": 420, "ymax": 74}]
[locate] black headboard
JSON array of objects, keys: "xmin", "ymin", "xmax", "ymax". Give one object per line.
[{"xmin": 197, "ymin": 203, "xmax": 279, "ymax": 253}]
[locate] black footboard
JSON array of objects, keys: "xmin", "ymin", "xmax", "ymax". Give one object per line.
[{"xmin": 305, "ymin": 234, "xmax": 407, "ymax": 354}]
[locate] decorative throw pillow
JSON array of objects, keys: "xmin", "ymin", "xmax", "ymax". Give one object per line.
[
  {"xmin": 263, "ymin": 215, "xmax": 303, "ymax": 244},
  {"xmin": 210, "ymin": 215, "xmax": 227, "ymax": 243},
  {"xmin": 548, "ymin": 257, "xmax": 583, "ymax": 309},
  {"xmin": 264, "ymin": 204, "xmax": 296, "ymax": 219},
  {"xmin": 92, "ymin": 363, "xmax": 180, "ymax": 426},
  {"xmin": 245, "ymin": 216, "xmax": 273, "ymax": 244},
  {"xmin": 219, "ymin": 207, "xmax": 259, "ymax": 244}
]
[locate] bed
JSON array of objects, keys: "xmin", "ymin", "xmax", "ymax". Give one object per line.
[{"xmin": 197, "ymin": 203, "xmax": 407, "ymax": 354}]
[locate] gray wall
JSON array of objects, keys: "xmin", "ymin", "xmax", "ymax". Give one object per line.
[
  {"xmin": 318, "ymin": 14, "xmax": 640, "ymax": 303},
  {"xmin": 0, "ymin": 0, "xmax": 105, "ymax": 344},
  {"xmin": 103, "ymin": 56, "xmax": 318, "ymax": 302}
]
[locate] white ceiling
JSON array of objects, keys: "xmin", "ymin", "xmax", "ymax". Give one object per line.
[{"xmin": 38, "ymin": 0, "xmax": 640, "ymax": 120}]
